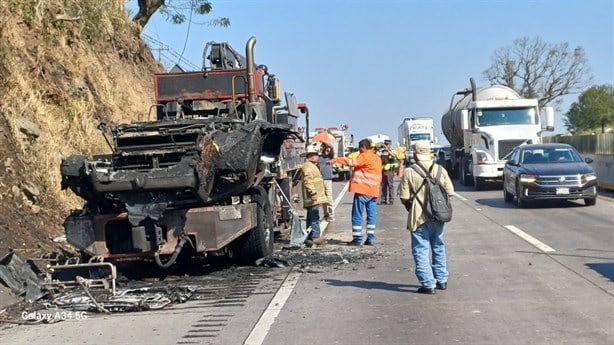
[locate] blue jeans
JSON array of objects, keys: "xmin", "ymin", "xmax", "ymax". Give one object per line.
[
  {"xmin": 351, "ymin": 194, "xmax": 377, "ymax": 243},
  {"xmin": 306, "ymin": 206, "xmax": 321, "ymax": 239},
  {"xmin": 411, "ymin": 221, "xmax": 448, "ymax": 288}
]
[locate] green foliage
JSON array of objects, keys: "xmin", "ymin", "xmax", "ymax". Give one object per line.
[
  {"xmin": 8, "ymin": 0, "xmax": 37, "ymax": 27},
  {"xmin": 140, "ymin": 0, "xmax": 229, "ymax": 28},
  {"xmin": 565, "ymin": 84, "xmax": 614, "ymax": 134},
  {"xmin": 80, "ymin": 3, "xmax": 107, "ymax": 42}
]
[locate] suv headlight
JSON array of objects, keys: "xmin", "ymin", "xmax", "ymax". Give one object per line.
[
  {"xmin": 520, "ymin": 174, "xmax": 537, "ymax": 183},
  {"xmin": 581, "ymin": 173, "xmax": 597, "ymax": 184}
]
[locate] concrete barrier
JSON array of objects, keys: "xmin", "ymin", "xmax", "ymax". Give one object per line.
[{"xmin": 583, "ymin": 154, "xmax": 614, "ymax": 191}]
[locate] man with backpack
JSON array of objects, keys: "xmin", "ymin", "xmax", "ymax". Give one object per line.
[{"xmin": 398, "ymin": 140, "xmax": 455, "ymax": 294}]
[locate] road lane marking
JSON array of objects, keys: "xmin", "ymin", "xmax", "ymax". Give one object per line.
[
  {"xmin": 333, "ymin": 181, "xmax": 349, "ymax": 209},
  {"xmin": 454, "ymin": 194, "xmax": 468, "ymax": 201},
  {"xmin": 244, "ymin": 270, "xmax": 302, "ymax": 345},
  {"xmin": 504, "ymin": 225, "xmax": 556, "ymax": 253}
]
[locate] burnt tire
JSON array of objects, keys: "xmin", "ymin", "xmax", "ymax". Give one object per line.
[{"xmin": 232, "ymin": 186, "xmax": 274, "ymax": 265}]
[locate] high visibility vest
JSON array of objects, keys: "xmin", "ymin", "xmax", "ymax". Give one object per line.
[
  {"xmin": 333, "ymin": 150, "xmax": 382, "ymax": 198},
  {"xmin": 382, "ymin": 162, "xmax": 398, "ymax": 171}
]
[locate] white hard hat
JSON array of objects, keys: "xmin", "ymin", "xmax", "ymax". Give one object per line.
[{"xmin": 301, "ymin": 142, "xmax": 321, "ymax": 156}]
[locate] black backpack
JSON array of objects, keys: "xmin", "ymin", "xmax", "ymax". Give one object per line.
[{"xmin": 410, "ymin": 163, "xmax": 453, "ymax": 223}]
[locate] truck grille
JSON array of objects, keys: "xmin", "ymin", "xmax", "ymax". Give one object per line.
[{"xmin": 498, "ymin": 139, "xmax": 526, "ymax": 160}]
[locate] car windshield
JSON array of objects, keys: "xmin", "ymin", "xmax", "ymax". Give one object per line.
[
  {"xmin": 520, "ymin": 147, "xmax": 583, "ymax": 164},
  {"xmin": 476, "ymin": 107, "xmax": 537, "ymax": 126}
]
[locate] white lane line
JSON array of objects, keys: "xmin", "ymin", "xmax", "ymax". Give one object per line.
[
  {"xmin": 244, "ymin": 270, "xmax": 302, "ymax": 345},
  {"xmin": 320, "ymin": 182, "xmax": 348, "ymax": 232},
  {"xmin": 454, "ymin": 193, "xmax": 468, "ymax": 201},
  {"xmin": 245, "ymin": 182, "xmax": 348, "ymax": 344},
  {"xmin": 333, "ymin": 181, "xmax": 349, "ymax": 209},
  {"xmin": 504, "ymin": 225, "xmax": 556, "ymax": 253}
]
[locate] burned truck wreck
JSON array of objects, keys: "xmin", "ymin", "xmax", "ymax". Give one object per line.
[{"xmin": 60, "ymin": 37, "xmax": 305, "ymax": 267}]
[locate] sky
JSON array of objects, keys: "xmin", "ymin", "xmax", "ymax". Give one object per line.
[{"xmin": 127, "ymin": 0, "xmax": 614, "ymax": 145}]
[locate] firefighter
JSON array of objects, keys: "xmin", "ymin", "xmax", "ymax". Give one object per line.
[
  {"xmin": 377, "ymin": 139, "xmax": 398, "ymax": 205},
  {"xmin": 301, "ymin": 142, "xmax": 328, "ymax": 246}
]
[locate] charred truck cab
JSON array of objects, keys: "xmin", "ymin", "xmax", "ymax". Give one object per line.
[{"xmin": 61, "ymin": 37, "xmax": 304, "ymax": 267}]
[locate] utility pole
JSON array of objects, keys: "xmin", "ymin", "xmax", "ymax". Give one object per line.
[{"xmin": 152, "ymin": 46, "xmax": 170, "ymax": 64}]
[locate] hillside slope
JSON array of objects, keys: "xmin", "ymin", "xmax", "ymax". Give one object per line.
[{"xmin": 0, "ymin": 1, "xmax": 161, "ymax": 255}]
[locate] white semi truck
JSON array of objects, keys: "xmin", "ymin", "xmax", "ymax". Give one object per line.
[
  {"xmin": 441, "ymin": 78, "xmax": 554, "ymax": 189},
  {"xmin": 398, "ymin": 117, "xmax": 435, "ymax": 165}
]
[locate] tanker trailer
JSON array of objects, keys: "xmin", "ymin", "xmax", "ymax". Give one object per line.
[
  {"xmin": 441, "ymin": 78, "xmax": 554, "ymax": 189},
  {"xmin": 60, "ymin": 37, "xmax": 304, "ymax": 267}
]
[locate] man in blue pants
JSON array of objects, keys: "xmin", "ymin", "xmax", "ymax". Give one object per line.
[
  {"xmin": 331, "ymin": 138, "xmax": 382, "ymax": 245},
  {"xmin": 398, "ymin": 140, "xmax": 455, "ymax": 294}
]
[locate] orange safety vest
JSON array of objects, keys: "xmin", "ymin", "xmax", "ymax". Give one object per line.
[{"xmin": 333, "ymin": 150, "xmax": 382, "ymax": 198}]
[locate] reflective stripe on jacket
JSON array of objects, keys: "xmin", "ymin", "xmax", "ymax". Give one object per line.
[
  {"xmin": 382, "ymin": 162, "xmax": 398, "ymax": 171},
  {"xmin": 333, "ymin": 150, "xmax": 382, "ymax": 198},
  {"xmin": 302, "ymin": 161, "xmax": 328, "ymax": 208}
]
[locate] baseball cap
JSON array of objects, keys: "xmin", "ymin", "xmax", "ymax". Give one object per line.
[{"xmin": 414, "ymin": 140, "xmax": 432, "ymax": 161}]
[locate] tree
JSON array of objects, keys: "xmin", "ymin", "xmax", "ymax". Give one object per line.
[
  {"xmin": 564, "ymin": 85, "xmax": 614, "ymax": 134},
  {"xmin": 132, "ymin": 0, "xmax": 230, "ymax": 31},
  {"xmin": 483, "ymin": 36, "xmax": 593, "ymax": 108}
]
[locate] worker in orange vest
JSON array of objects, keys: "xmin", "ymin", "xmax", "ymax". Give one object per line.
[{"xmin": 330, "ymin": 138, "xmax": 383, "ymax": 246}]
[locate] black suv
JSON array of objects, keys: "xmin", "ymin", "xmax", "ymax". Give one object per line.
[{"xmin": 502, "ymin": 143, "xmax": 598, "ymax": 207}]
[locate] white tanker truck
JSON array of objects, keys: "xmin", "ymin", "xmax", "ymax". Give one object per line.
[{"xmin": 441, "ymin": 78, "xmax": 554, "ymax": 189}]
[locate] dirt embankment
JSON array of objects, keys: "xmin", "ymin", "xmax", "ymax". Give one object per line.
[{"xmin": 0, "ymin": 1, "xmax": 161, "ymax": 256}]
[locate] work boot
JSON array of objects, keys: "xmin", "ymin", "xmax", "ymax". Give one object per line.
[{"xmin": 312, "ymin": 237, "xmax": 326, "ymax": 246}]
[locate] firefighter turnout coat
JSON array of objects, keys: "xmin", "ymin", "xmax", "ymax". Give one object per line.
[{"xmin": 301, "ymin": 160, "xmax": 328, "ymax": 208}]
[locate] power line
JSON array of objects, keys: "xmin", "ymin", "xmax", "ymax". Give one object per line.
[{"xmin": 141, "ymin": 32, "xmax": 200, "ymax": 71}]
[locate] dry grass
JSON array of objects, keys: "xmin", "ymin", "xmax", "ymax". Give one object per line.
[{"xmin": 0, "ymin": 0, "xmax": 161, "ymax": 211}]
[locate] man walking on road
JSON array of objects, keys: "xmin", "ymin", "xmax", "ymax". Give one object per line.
[
  {"xmin": 331, "ymin": 138, "xmax": 382, "ymax": 246},
  {"xmin": 398, "ymin": 140, "xmax": 455, "ymax": 294}
]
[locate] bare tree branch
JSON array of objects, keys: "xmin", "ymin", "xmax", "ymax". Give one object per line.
[{"xmin": 482, "ymin": 36, "xmax": 593, "ymax": 108}]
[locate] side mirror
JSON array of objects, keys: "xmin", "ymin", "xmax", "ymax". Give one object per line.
[
  {"xmin": 460, "ymin": 109, "xmax": 469, "ymax": 130},
  {"xmin": 507, "ymin": 159, "xmax": 518, "ymax": 166},
  {"xmin": 584, "ymin": 157, "xmax": 593, "ymax": 164}
]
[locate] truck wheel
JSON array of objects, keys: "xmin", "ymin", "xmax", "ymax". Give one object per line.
[
  {"xmin": 451, "ymin": 163, "xmax": 459, "ymax": 179},
  {"xmin": 459, "ymin": 160, "xmax": 466, "ymax": 185},
  {"xmin": 460, "ymin": 157, "xmax": 474, "ymax": 186},
  {"xmin": 232, "ymin": 186, "xmax": 274, "ymax": 265}
]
